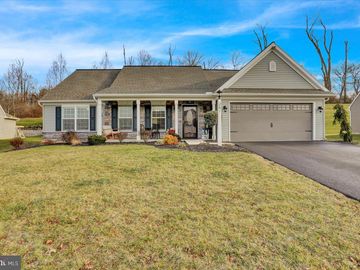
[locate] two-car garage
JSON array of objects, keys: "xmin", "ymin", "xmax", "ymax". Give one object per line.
[{"xmin": 229, "ymin": 103, "xmax": 313, "ymax": 142}]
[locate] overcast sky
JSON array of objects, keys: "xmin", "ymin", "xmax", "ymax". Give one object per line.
[{"xmin": 0, "ymin": 0, "xmax": 359, "ymax": 86}]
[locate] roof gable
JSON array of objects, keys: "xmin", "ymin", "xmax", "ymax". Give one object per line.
[
  {"xmin": 350, "ymin": 92, "xmax": 360, "ymax": 110},
  {"xmin": 219, "ymin": 43, "xmax": 329, "ymax": 92}
]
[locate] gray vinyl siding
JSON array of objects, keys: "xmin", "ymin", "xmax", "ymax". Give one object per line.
[
  {"xmin": 43, "ymin": 105, "xmax": 56, "ymax": 132},
  {"xmin": 314, "ymin": 99, "xmax": 325, "ymax": 140},
  {"xmin": 350, "ymin": 96, "xmax": 360, "ymax": 134},
  {"xmin": 230, "ymin": 52, "xmax": 314, "ymax": 89}
]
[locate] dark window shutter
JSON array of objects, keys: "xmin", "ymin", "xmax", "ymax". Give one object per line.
[
  {"xmin": 111, "ymin": 105, "xmax": 118, "ymax": 130},
  {"xmin": 55, "ymin": 106, "xmax": 61, "ymax": 131},
  {"xmin": 145, "ymin": 105, "xmax": 151, "ymax": 129},
  {"xmin": 90, "ymin": 106, "xmax": 96, "ymax": 131},
  {"xmin": 133, "ymin": 104, "xmax": 137, "ymax": 131},
  {"xmin": 166, "ymin": 105, "xmax": 172, "ymax": 130}
]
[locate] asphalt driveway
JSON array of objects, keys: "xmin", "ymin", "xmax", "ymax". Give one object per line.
[{"xmin": 238, "ymin": 142, "xmax": 360, "ymax": 200}]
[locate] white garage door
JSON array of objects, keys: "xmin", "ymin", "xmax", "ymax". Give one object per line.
[{"xmin": 230, "ymin": 103, "xmax": 312, "ymax": 142}]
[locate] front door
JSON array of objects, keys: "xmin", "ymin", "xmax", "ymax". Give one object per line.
[{"xmin": 183, "ymin": 105, "xmax": 197, "ymax": 139}]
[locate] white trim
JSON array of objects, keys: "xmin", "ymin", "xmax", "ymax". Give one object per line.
[
  {"xmin": 217, "ymin": 42, "xmax": 330, "ymax": 93},
  {"xmin": 227, "ymin": 101, "xmax": 315, "ymax": 142},
  {"xmin": 217, "ymin": 99, "xmax": 222, "ymax": 146},
  {"xmin": 220, "ymin": 93, "xmax": 333, "ymax": 97},
  {"xmin": 349, "ymin": 92, "xmax": 360, "ymax": 110},
  {"xmin": 61, "ymin": 104, "xmax": 90, "ymax": 132},
  {"xmin": 93, "ymin": 93, "xmax": 217, "ymax": 98},
  {"xmin": 96, "ymin": 99, "xmax": 102, "ymax": 135},
  {"xmin": 40, "ymin": 100, "xmax": 96, "ymax": 104},
  {"xmin": 136, "ymin": 99, "xmax": 141, "ymax": 141}
]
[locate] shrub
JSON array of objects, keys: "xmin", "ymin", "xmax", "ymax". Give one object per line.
[
  {"xmin": 117, "ymin": 132, "xmax": 128, "ymax": 142},
  {"xmin": 88, "ymin": 135, "xmax": 106, "ymax": 145},
  {"xmin": 163, "ymin": 134, "xmax": 179, "ymax": 145},
  {"xmin": 333, "ymin": 104, "xmax": 352, "ymax": 143},
  {"xmin": 10, "ymin": 137, "xmax": 24, "ymax": 150},
  {"xmin": 204, "ymin": 111, "xmax": 217, "ymax": 128},
  {"xmin": 62, "ymin": 131, "xmax": 81, "ymax": 145}
]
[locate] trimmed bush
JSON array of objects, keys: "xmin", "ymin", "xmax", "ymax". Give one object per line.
[
  {"xmin": 10, "ymin": 137, "xmax": 24, "ymax": 150},
  {"xmin": 88, "ymin": 135, "xmax": 106, "ymax": 145},
  {"xmin": 62, "ymin": 131, "xmax": 81, "ymax": 146}
]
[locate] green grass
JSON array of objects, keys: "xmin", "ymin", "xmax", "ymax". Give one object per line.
[
  {"xmin": 0, "ymin": 136, "xmax": 42, "ymax": 153},
  {"xmin": 17, "ymin": 117, "xmax": 42, "ymax": 129},
  {"xmin": 0, "ymin": 145, "xmax": 358, "ymax": 269}
]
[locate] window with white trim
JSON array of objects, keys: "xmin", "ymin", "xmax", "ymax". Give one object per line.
[
  {"xmin": 118, "ymin": 106, "xmax": 133, "ymax": 130},
  {"xmin": 62, "ymin": 106, "xmax": 89, "ymax": 131},
  {"xmin": 152, "ymin": 106, "xmax": 166, "ymax": 130}
]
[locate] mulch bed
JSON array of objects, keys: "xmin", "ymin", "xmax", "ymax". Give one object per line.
[{"xmin": 155, "ymin": 143, "xmax": 246, "ymax": 152}]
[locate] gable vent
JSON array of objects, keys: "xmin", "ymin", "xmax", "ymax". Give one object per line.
[{"xmin": 269, "ymin": 60, "xmax": 277, "ymax": 72}]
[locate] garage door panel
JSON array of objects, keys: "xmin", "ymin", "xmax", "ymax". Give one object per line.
[{"xmin": 230, "ymin": 103, "xmax": 312, "ymax": 142}]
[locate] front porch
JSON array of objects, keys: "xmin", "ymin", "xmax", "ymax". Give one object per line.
[{"xmin": 96, "ymin": 99, "xmax": 217, "ymax": 142}]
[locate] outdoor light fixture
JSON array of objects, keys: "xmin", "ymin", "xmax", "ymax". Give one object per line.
[
  {"xmin": 223, "ymin": 105, "xmax": 228, "ymax": 113},
  {"xmin": 318, "ymin": 106, "xmax": 324, "ymax": 113}
]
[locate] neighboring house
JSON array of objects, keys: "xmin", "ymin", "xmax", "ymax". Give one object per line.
[
  {"xmin": 39, "ymin": 43, "xmax": 333, "ymax": 144},
  {"xmin": 350, "ymin": 93, "xmax": 360, "ymax": 134},
  {"xmin": 0, "ymin": 105, "xmax": 19, "ymax": 139}
]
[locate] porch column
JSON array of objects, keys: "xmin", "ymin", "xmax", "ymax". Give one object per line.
[
  {"xmin": 174, "ymin": 99, "xmax": 179, "ymax": 134},
  {"xmin": 212, "ymin": 99, "xmax": 216, "ymax": 140},
  {"xmin": 136, "ymin": 99, "xmax": 141, "ymax": 141},
  {"xmin": 217, "ymin": 99, "xmax": 222, "ymax": 146},
  {"xmin": 96, "ymin": 98, "xmax": 102, "ymax": 135}
]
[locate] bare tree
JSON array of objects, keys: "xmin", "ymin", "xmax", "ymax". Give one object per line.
[
  {"xmin": 127, "ymin": 56, "xmax": 135, "ymax": 66},
  {"xmin": 349, "ymin": 63, "xmax": 360, "ymax": 95},
  {"xmin": 231, "ymin": 51, "xmax": 243, "ymax": 70},
  {"xmin": 0, "ymin": 59, "xmax": 37, "ymax": 115},
  {"xmin": 178, "ymin": 50, "xmax": 203, "ymax": 66},
  {"xmin": 168, "ymin": 44, "xmax": 175, "ymax": 66},
  {"xmin": 306, "ymin": 16, "xmax": 333, "ymax": 91},
  {"xmin": 203, "ymin": 57, "xmax": 221, "ymax": 69},
  {"xmin": 46, "ymin": 53, "xmax": 68, "ymax": 89},
  {"xmin": 93, "ymin": 51, "xmax": 112, "ymax": 69},
  {"xmin": 253, "ymin": 24, "xmax": 268, "ymax": 52},
  {"xmin": 137, "ymin": 50, "xmax": 155, "ymax": 65}
]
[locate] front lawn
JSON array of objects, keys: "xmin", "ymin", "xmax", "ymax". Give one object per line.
[
  {"xmin": 0, "ymin": 136, "xmax": 42, "ymax": 153},
  {"xmin": 0, "ymin": 145, "xmax": 358, "ymax": 269}
]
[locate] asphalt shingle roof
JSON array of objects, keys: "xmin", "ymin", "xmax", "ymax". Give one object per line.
[
  {"xmin": 41, "ymin": 69, "xmax": 121, "ymax": 101},
  {"xmin": 97, "ymin": 66, "xmax": 237, "ymax": 95}
]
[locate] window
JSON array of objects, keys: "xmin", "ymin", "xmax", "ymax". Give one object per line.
[
  {"xmin": 152, "ymin": 106, "xmax": 166, "ymax": 130},
  {"xmin": 119, "ymin": 106, "xmax": 133, "ymax": 130},
  {"xmin": 273, "ymin": 104, "xmax": 291, "ymax": 111},
  {"xmin": 269, "ymin": 60, "xmax": 277, "ymax": 72},
  {"xmin": 62, "ymin": 106, "xmax": 89, "ymax": 131},
  {"xmin": 231, "ymin": 104, "xmax": 250, "ymax": 111},
  {"xmin": 76, "ymin": 107, "xmax": 89, "ymax": 130},
  {"xmin": 63, "ymin": 107, "xmax": 75, "ymax": 130},
  {"xmin": 293, "ymin": 104, "xmax": 311, "ymax": 111},
  {"xmin": 62, "ymin": 106, "xmax": 90, "ymax": 131},
  {"xmin": 252, "ymin": 104, "xmax": 270, "ymax": 111}
]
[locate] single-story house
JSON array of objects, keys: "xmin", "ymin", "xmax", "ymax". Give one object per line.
[
  {"xmin": 350, "ymin": 93, "xmax": 360, "ymax": 134},
  {"xmin": 0, "ymin": 105, "xmax": 19, "ymax": 139},
  {"xmin": 39, "ymin": 42, "xmax": 333, "ymax": 145}
]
